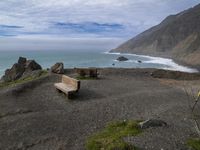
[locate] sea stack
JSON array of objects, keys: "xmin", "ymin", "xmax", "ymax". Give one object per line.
[{"xmin": 116, "ymin": 56, "xmax": 129, "ymax": 61}]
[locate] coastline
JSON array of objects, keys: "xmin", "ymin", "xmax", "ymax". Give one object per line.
[
  {"xmin": 106, "ymin": 51, "xmax": 199, "ymax": 73},
  {"xmin": 0, "ymin": 51, "xmax": 199, "ymax": 79}
]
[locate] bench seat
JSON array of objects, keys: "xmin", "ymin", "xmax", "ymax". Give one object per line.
[
  {"xmin": 54, "ymin": 83, "xmax": 77, "ymax": 94},
  {"xmin": 54, "ymin": 75, "xmax": 80, "ymax": 98}
]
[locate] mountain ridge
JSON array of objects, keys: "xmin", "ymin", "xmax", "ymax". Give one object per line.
[{"xmin": 111, "ymin": 4, "xmax": 200, "ymax": 68}]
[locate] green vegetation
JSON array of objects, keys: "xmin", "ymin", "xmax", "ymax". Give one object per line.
[
  {"xmin": 86, "ymin": 120, "xmax": 142, "ymax": 150},
  {"xmin": 0, "ymin": 70, "xmax": 48, "ymax": 89},
  {"xmin": 76, "ymin": 76, "xmax": 98, "ymax": 80},
  {"xmin": 187, "ymin": 138, "xmax": 200, "ymax": 150}
]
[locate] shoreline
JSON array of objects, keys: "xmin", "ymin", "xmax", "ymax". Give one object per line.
[
  {"xmin": 106, "ymin": 52, "xmax": 199, "ymax": 73},
  {"xmin": 0, "ymin": 51, "xmax": 199, "ymax": 78}
]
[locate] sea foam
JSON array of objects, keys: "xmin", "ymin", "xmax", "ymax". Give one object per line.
[{"xmin": 106, "ymin": 52, "xmax": 198, "ymax": 73}]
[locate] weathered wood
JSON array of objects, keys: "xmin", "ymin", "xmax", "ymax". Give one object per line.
[
  {"xmin": 75, "ymin": 68, "xmax": 98, "ymax": 78},
  {"xmin": 54, "ymin": 75, "xmax": 80, "ymax": 98},
  {"xmin": 61, "ymin": 75, "xmax": 80, "ymax": 91}
]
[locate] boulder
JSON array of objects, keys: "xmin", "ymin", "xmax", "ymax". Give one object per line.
[
  {"xmin": 139, "ymin": 119, "xmax": 167, "ymax": 129},
  {"xmin": 51, "ymin": 63, "xmax": 64, "ymax": 74},
  {"xmin": 116, "ymin": 56, "xmax": 128, "ymax": 61},
  {"xmin": 1, "ymin": 63, "xmax": 25, "ymax": 82},
  {"xmin": 18, "ymin": 57, "xmax": 27, "ymax": 65},
  {"xmin": 22, "ymin": 70, "xmax": 46, "ymax": 80},
  {"xmin": 1, "ymin": 57, "xmax": 42, "ymax": 82},
  {"xmin": 25, "ymin": 60, "xmax": 42, "ymax": 72}
]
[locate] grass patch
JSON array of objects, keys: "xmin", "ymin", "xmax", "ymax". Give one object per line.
[
  {"xmin": 187, "ymin": 138, "xmax": 200, "ymax": 150},
  {"xmin": 0, "ymin": 70, "xmax": 48, "ymax": 89},
  {"xmin": 86, "ymin": 120, "xmax": 142, "ymax": 150},
  {"xmin": 76, "ymin": 76, "xmax": 98, "ymax": 80}
]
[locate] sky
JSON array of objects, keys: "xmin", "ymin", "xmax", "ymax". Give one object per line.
[{"xmin": 0, "ymin": 0, "xmax": 199, "ymax": 51}]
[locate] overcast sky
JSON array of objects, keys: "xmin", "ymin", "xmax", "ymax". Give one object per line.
[{"xmin": 0, "ymin": 0, "xmax": 199, "ymax": 51}]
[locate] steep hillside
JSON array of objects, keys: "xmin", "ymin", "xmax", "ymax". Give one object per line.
[{"xmin": 111, "ymin": 4, "xmax": 200, "ymax": 67}]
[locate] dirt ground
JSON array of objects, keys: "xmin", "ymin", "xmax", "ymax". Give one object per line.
[{"xmin": 0, "ymin": 68, "xmax": 200, "ymax": 150}]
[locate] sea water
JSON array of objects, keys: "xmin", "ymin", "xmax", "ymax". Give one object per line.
[{"xmin": 0, "ymin": 50, "xmax": 198, "ymax": 77}]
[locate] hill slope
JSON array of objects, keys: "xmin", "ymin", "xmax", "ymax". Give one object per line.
[{"xmin": 111, "ymin": 4, "xmax": 200, "ymax": 67}]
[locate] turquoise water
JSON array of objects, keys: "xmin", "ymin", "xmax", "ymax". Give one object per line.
[{"xmin": 0, "ymin": 50, "xmax": 197, "ymax": 77}]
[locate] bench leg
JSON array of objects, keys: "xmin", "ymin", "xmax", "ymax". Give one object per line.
[
  {"xmin": 68, "ymin": 92, "xmax": 74, "ymax": 99},
  {"xmin": 56, "ymin": 89, "xmax": 62, "ymax": 93}
]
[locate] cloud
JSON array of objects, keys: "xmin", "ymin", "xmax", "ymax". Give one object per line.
[
  {"xmin": 0, "ymin": 0, "xmax": 199, "ymax": 51},
  {"xmin": 52, "ymin": 22, "xmax": 124, "ymax": 37},
  {"xmin": 54, "ymin": 22, "xmax": 124, "ymax": 32},
  {"xmin": 0, "ymin": 25, "xmax": 23, "ymax": 29},
  {"xmin": 0, "ymin": 24, "xmax": 24, "ymax": 37}
]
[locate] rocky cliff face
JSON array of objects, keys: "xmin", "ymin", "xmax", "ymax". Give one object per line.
[{"xmin": 111, "ymin": 4, "xmax": 200, "ymax": 67}]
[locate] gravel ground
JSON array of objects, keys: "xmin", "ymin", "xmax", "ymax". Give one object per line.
[{"xmin": 0, "ymin": 68, "xmax": 199, "ymax": 150}]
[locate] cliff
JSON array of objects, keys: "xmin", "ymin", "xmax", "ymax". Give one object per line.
[{"xmin": 111, "ymin": 4, "xmax": 200, "ymax": 67}]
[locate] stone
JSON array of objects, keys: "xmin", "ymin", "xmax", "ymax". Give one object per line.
[
  {"xmin": 116, "ymin": 56, "xmax": 128, "ymax": 61},
  {"xmin": 1, "ymin": 63, "xmax": 25, "ymax": 82},
  {"xmin": 139, "ymin": 119, "xmax": 167, "ymax": 129},
  {"xmin": 138, "ymin": 60, "xmax": 142, "ymax": 63},
  {"xmin": 18, "ymin": 57, "xmax": 27, "ymax": 65},
  {"xmin": 21, "ymin": 70, "xmax": 46, "ymax": 79},
  {"xmin": 51, "ymin": 63, "xmax": 64, "ymax": 74},
  {"xmin": 25, "ymin": 60, "xmax": 42, "ymax": 72},
  {"xmin": 1, "ymin": 57, "xmax": 42, "ymax": 82}
]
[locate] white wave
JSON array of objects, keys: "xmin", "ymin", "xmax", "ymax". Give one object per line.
[
  {"xmin": 107, "ymin": 52, "xmax": 150, "ymax": 57},
  {"xmin": 145, "ymin": 58, "xmax": 198, "ymax": 73},
  {"xmin": 113, "ymin": 59, "xmax": 137, "ymax": 63},
  {"xmin": 104, "ymin": 51, "xmax": 121, "ymax": 55},
  {"xmin": 106, "ymin": 52, "xmax": 198, "ymax": 73},
  {"xmin": 126, "ymin": 59, "xmax": 142, "ymax": 63}
]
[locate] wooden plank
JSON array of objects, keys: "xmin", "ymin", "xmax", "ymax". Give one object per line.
[
  {"xmin": 75, "ymin": 68, "xmax": 98, "ymax": 77},
  {"xmin": 54, "ymin": 75, "xmax": 80, "ymax": 98},
  {"xmin": 62, "ymin": 75, "xmax": 80, "ymax": 90},
  {"xmin": 54, "ymin": 83, "xmax": 76, "ymax": 94}
]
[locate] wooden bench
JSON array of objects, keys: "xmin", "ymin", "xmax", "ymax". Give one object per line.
[
  {"xmin": 54, "ymin": 75, "xmax": 80, "ymax": 99},
  {"xmin": 75, "ymin": 68, "xmax": 98, "ymax": 78}
]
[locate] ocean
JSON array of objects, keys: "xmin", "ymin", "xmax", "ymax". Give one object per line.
[{"xmin": 0, "ymin": 50, "xmax": 198, "ymax": 77}]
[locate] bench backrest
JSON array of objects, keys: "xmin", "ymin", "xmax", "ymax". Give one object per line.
[
  {"xmin": 62, "ymin": 75, "xmax": 80, "ymax": 91},
  {"xmin": 75, "ymin": 68, "xmax": 98, "ymax": 77}
]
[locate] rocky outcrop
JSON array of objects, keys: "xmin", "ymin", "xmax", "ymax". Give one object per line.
[
  {"xmin": 18, "ymin": 57, "xmax": 27, "ymax": 65},
  {"xmin": 1, "ymin": 57, "xmax": 42, "ymax": 82},
  {"xmin": 111, "ymin": 4, "xmax": 200, "ymax": 67},
  {"xmin": 50, "ymin": 63, "xmax": 64, "ymax": 74},
  {"xmin": 116, "ymin": 56, "xmax": 129, "ymax": 61},
  {"xmin": 2, "ymin": 63, "xmax": 25, "ymax": 82},
  {"xmin": 25, "ymin": 60, "xmax": 42, "ymax": 73}
]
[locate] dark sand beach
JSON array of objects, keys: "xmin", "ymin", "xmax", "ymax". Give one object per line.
[{"xmin": 0, "ymin": 68, "xmax": 200, "ymax": 150}]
